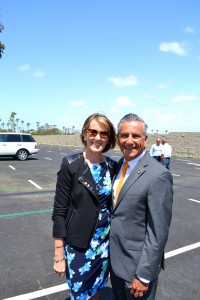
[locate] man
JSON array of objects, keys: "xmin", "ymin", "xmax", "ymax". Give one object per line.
[
  {"xmin": 149, "ymin": 138, "xmax": 163, "ymax": 162},
  {"xmin": 110, "ymin": 113, "xmax": 173, "ymax": 300},
  {"xmin": 161, "ymin": 138, "xmax": 172, "ymax": 171}
]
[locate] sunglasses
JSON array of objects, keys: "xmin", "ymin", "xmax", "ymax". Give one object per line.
[{"xmin": 87, "ymin": 128, "xmax": 110, "ymax": 139}]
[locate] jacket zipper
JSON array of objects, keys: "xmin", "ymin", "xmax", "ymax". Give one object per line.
[
  {"xmin": 66, "ymin": 209, "xmax": 76, "ymax": 231},
  {"xmin": 78, "ymin": 177, "xmax": 101, "ymax": 240}
]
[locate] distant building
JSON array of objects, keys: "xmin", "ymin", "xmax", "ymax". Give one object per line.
[
  {"xmin": 63, "ymin": 126, "xmax": 76, "ymax": 134},
  {"xmin": 39, "ymin": 123, "xmax": 57, "ymax": 131}
]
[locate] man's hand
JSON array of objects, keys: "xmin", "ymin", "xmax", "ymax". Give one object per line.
[{"xmin": 130, "ymin": 276, "xmax": 149, "ymax": 298}]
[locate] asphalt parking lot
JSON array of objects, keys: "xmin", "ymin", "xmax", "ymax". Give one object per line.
[{"xmin": 0, "ymin": 145, "xmax": 200, "ymax": 300}]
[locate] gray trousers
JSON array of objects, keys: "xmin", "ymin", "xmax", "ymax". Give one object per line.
[{"xmin": 110, "ymin": 267, "xmax": 158, "ymax": 300}]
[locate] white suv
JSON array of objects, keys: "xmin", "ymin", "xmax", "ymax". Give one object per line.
[{"xmin": 0, "ymin": 133, "xmax": 39, "ymax": 161}]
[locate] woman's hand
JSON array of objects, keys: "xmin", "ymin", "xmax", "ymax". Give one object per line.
[
  {"xmin": 53, "ymin": 258, "xmax": 66, "ymax": 277},
  {"xmin": 53, "ymin": 238, "xmax": 66, "ymax": 277}
]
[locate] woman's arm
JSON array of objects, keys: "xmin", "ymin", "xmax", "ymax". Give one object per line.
[{"xmin": 53, "ymin": 238, "xmax": 66, "ymax": 277}]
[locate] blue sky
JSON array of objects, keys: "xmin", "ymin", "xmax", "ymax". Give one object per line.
[{"xmin": 1, "ymin": 0, "xmax": 200, "ymax": 133}]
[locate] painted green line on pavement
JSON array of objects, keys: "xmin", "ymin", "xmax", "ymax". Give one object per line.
[
  {"xmin": 0, "ymin": 209, "xmax": 52, "ymax": 218},
  {"xmin": 0, "ymin": 171, "xmax": 55, "ymax": 177},
  {"xmin": 0, "ymin": 183, "xmax": 55, "ymax": 191}
]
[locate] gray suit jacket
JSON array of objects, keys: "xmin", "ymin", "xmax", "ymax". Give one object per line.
[{"xmin": 110, "ymin": 151, "xmax": 173, "ymax": 283}]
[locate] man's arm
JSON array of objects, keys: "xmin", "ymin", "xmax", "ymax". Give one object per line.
[{"xmin": 135, "ymin": 170, "xmax": 173, "ymax": 281}]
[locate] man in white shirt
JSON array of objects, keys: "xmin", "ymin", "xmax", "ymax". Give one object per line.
[
  {"xmin": 161, "ymin": 138, "xmax": 172, "ymax": 170},
  {"xmin": 149, "ymin": 138, "xmax": 163, "ymax": 162}
]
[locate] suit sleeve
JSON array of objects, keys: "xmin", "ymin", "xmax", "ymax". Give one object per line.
[
  {"xmin": 52, "ymin": 157, "xmax": 72, "ymax": 238},
  {"xmin": 136, "ymin": 170, "xmax": 173, "ymax": 281}
]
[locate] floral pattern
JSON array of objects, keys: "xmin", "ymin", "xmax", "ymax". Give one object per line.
[{"xmin": 64, "ymin": 162, "xmax": 111, "ymax": 300}]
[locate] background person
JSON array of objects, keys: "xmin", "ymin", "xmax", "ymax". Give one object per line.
[
  {"xmin": 149, "ymin": 138, "xmax": 163, "ymax": 162},
  {"xmin": 110, "ymin": 113, "xmax": 173, "ymax": 300},
  {"xmin": 52, "ymin": 113, "xmax": 117, "ymax": 300},
  {"xmin": 161, "ymin": 138, "xmax": 172, "ymax": 170}
]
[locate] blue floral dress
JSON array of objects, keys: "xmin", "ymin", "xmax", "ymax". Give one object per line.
[{"xmin": 64, "ymin": 161, "xmax": 112, "ymax": 300}]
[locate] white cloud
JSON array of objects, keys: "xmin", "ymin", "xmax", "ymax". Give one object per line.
[
  {"xmin": 157, "ymin": 80, "xmax": 173, "ymax": 89},
  {"xmin": 110, "ymin": 96, "xmax": 133, "ymax": 114},
  {"xmin": 171, "ymin": 94, "xmax": 199, "ymax": 103},
  {"xmin": 33, "ymin": 70, "xmax": 45, "ymax": 78},
  {"xmin": 70, "ymin": 100, "xmax": 85, "ymax": 107},
  {"xmin": 158, "ymin": 113, "xmax": 173, "ymax": 122},
  {"xmin": 116, "ymin": 96, "xmax": 132, "ymax": 106},
  {"xmin": 108, "ymin": 75, "xmax": 139, "ymax": 87},
  {"xmin": 159, "ymin": 41, "xmax": 188, "ymax": 56},
  {"xmin": 142, "ymin": 93, "xmax": 154, "ymax": 100},
  {"xmin": 185, "ymin": 26, "xmax": 195, "ymax": 34},
  {"xmin": 18, "ymin": 64, "xmax": 30, "ymax": 71}
]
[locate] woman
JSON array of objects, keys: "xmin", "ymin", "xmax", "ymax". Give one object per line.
[{"xmin": 52, "ymin": 113, "xmax": 117, "ymax": 300}]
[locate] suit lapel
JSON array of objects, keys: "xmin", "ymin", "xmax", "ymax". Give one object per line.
[{"xmin": 113, "ymin": 152, "xmax": 149, "ymax": 210}]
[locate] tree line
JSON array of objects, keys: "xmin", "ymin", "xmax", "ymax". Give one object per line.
[
  {"xmin": 0, "ymin": 112, "xmax": 75, "ymax": 135},
  {"xmin": 0, "ymin": 112, "xmax": 32, "ymax": 133}
]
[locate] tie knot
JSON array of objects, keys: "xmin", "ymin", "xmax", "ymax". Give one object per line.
[{"xmin": 122, "ymin": 161, "xmax": 129, "ymax": 171}]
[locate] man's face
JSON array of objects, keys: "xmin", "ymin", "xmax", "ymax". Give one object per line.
[
  {"xmin": 117, "ymin": 121, "xmax": 148, "ymax": 162},
  {"xmin": 156, "ymin": 139, "xmax": 161, "ymax": 145}
]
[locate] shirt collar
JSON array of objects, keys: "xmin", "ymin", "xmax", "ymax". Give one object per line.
[{"xmin": 123, "ymin": 149, "xmax": 146, "ymax": 170}]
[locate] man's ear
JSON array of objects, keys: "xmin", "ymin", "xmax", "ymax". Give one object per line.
[
  {"xmin": 144, "ymin": 135, "xmax": 148, "ymax": 147},
  {"xmin": 116, "ymin": 134, "xmax": 120, "ymax": 145}
]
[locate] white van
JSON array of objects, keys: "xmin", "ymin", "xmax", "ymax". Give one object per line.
[{"xmin": 0, "ymin": 133, "xmax": 39, "ymax": 161}]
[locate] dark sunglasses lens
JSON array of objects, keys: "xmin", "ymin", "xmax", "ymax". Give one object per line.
[
  {"xmin": 100, "ymin": 131, "xmax": 109, "ymax": 138},
  {"xmin": 87, "ymin": 129, "xmax": 98, "ymax": 136},
  {"xmin": 87, "ymin": 129, "xmax": 109, "ymax": 138}
]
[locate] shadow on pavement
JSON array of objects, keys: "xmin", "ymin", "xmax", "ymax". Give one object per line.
[{"xmin": 65, "ymin": 286, "xmax": 115, "ymax": 300}]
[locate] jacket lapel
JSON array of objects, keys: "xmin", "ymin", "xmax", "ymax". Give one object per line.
[{"xmin": 113, "ymin": 152, "xmax": 149, "ymax": 210}]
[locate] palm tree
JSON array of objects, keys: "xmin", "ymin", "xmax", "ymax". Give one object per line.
[
  {"xmin": 0, "ymin": 21, "xmax": 5, "ymax": 59},
  {"xmin": 36, "ymin": 122, "xmax": 40, "ymax": 131},
  {"xmin": 7, "ymin": 122, "xmax": 10, "ymax": 130},
  {"xmin": 21, "ymin": 120, "xmax": 24, "ymax": 131},
  {"xmin": 10, "ymin": 112, "xmax": 17, "ymax": 131},
  {"xmin": 165, "ymin": 130, "xmax": 168, "ymax": 134},
  {"xmin": 26, "ymin": 122, "xmax": 31, "ymax": 132},
  {"xmin": 151, "ymin": 130, "xmax": 154, "ymax": 134},
  {"xmin": 16, "ymin": 118, "xmax": 20, "ymax": 132},
  {"xmin": 156, "ymin": 130, "xmax": 159, "ymax": 134},
  {"xmin": 1, "ymin": 122, "xmax": 5, "ymax": 129}
]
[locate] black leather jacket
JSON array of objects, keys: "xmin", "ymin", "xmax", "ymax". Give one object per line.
[{"xmin": 52, "ymin": 153, "xmax": 117, "ymax": 249}]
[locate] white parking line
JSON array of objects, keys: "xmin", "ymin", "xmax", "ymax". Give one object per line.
[
  {"xmin": 3, "ymin": 241, "xmax": 200, "ymax": 300},
  {"xmin": 176, "ymin": 159, "xmax": 191, "ymax": 162},
  {"xmin": 188, "ymin": 198, "xmax": 200, "ymax": 204},
  {"xmin": 165, "ymin": 242, "xmax": 200, "ymax": 258},
  {"xmin": 9, "ymin": 165, "xmax": 16, "ymax": 170},
  {"xmin": 172, "ymin": 174, "xmax": 181, "ymax": 177},
  {"xmin": 28, "ymin": 180, "xmax": 43, "ymax": 190},
  {"xmin": 44, "ymin": 157, "xmax": 52, "ymax": 160},
  {"xmin": 187, "ymin": 163, "xmax": 200, "ymax": 167},
  {"xmin": 2, "ymin": 283, "xmax": 69, "ymax": 300}
]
